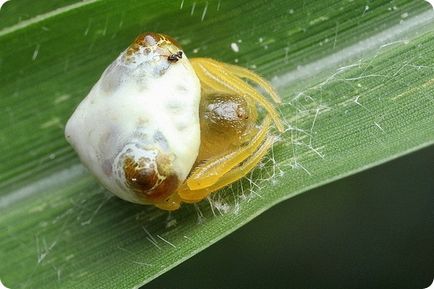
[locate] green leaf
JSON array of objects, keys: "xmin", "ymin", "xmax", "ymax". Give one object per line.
[{"xmin": 0, "ymin": 0, "xmax": 433, "ymax": 288}]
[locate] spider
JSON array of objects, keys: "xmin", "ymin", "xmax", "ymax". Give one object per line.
[{"xmin": 65, "ymin": 33, "xmax": 283, "ymax": 210}]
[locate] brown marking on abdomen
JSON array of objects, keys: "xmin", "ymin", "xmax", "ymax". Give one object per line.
[{"xmin": 123, "ymin": 155, "xmax": 180, "ymax": 202}]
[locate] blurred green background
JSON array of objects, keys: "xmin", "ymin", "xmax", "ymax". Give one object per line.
[{"xmin": 146, "ymin": 146, "xmax": 433, "ymax": 289}]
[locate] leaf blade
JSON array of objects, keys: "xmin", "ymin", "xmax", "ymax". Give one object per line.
[{"xmin": 0, "ymin": 1, "xmax": 433, "ymax": 288}]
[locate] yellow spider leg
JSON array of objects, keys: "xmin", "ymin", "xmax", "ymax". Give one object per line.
[
  {"xmin": 191, "ymin": 58, "xmax": 284, "ymax": 132},
  {"xmin": 178, "ymin": 135, "xmax": 276, "ymax": 203},
  {"xmin": 187, "ymin": 117, "xmax": 271, "ymax": 190},
  {"xmin": 222, "ymin": 63, "xmax": 281, "ymax": 104}
]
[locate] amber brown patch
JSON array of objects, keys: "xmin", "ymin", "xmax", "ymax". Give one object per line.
[
  {"xmin": 134, "ymin": 32, "xmax": 163, "ymax": 47},
  {"xmin": 123, "ymin": 157, "xmax": 158, "ymax": 192},
  {"xmin": 157, "ymin": 33, "xmax": 182, "ymax": 49},
  {"xmin": 147, "ymin": 174, "xmax": 179, "ymax": 201},
  {"xmin": 127, "ymin": 32, "xmax": 182, "ymax": 56},
  {"xmin": 123, "ymin": 156, "xmax": 179, "ymax": 202}
]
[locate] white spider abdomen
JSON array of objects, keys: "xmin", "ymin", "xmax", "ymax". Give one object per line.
[{"xmin": 65, "ymin": 33, "xmax": 201, "ymax": 204}]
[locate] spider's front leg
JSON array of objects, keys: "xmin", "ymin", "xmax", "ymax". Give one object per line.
[
  {"xmin": 176, "ymin": 58, "xmax": 283, "ymax": 203},
  {"xmin": 179, "ymin": 117, "xmax": 275, "ymax": 203}
]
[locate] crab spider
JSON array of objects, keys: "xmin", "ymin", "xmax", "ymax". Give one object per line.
[{"xmin": 65, "ymin": 33, "xmax": 283, "ymax": 210}]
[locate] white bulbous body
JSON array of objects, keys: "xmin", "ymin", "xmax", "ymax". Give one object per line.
[{"xmin": 65, "ymin": 34, "xmax": 201, "ymax": 205}]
